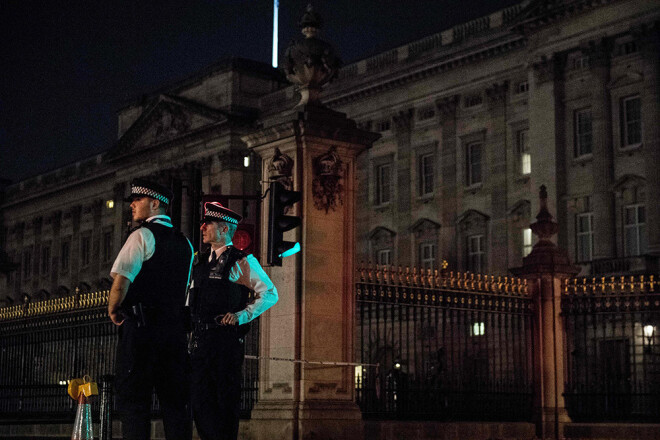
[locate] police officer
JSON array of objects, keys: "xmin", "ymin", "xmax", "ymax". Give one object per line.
[
  {"xmin": 189, "ymin": 201, "xmax": 278, "ymax": 440},
  {"xmin": 108, "ymin": 178, "xmax": 194, "ymax": 440}
]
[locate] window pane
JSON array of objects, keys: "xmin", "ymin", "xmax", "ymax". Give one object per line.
[
  {"xmin": 625, "ymin": 227, "xmax": 638, "ymax": 257},
  {"xmin": 623, "ymin": 96, "xmax": 642, "ymax": 146},
  {"xmin": 467, "ymin": 143, "xmax": 482, "ymax": 185}
]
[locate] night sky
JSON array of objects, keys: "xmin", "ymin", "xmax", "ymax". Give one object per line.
[{"xmin": 1, "ymin": 0, "xmax": 521, "ymax": 183}]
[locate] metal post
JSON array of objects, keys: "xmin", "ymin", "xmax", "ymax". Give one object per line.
[{"xmin": 99, "ymin": 374, "xmax": 114, "ymax": 440}]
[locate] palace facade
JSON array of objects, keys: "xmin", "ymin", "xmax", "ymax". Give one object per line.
[{"xmin": 1, "ymin": 0, "xmax": 659, "ymax": 305}]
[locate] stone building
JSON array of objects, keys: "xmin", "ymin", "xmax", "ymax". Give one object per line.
[{"xmin": 1, "ymin": 0, "xmax": 659, "ymax": 304}]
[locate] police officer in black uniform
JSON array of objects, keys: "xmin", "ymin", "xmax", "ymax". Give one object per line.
[
  {"xmin": 108, "ymin": 179, "xmax": 194, "ymax": 440},
  {"xmin": 189, "ymin": 201, "xmax": 278, "ymax": 440}
]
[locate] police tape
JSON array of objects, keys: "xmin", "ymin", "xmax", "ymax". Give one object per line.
[{"xmin": 244, "ymin": 355, "xmax": 380, "ymax": 369}]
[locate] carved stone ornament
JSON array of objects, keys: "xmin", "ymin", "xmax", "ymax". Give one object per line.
[
  {"xmin": 312, "ymin": 146, "xmax": 343, "ymax": 213},
  {"xmin": 154, "ymin": 104, "xmax": 190, "ymax": 141},
  {"xmin": 283, "ymin": 4, "xmax": 342, "ymax": 107},
  {"xmin": 268, "ymin": 148, "xmax": 294, "ymax": 187}
]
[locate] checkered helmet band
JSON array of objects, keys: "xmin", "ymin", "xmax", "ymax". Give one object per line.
[
  {"xmin": 204, "ymin": 210, "xmax": 240, "ymax": 224},
  {"xmin": 131, "ymin": 186, "xmax": 170, "ymax": 204}
]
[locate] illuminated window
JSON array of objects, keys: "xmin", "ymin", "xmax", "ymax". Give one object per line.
[
  {"xmin": 517, "ymin": 129, "xmax": 530, "ymax": 175},
  {"xmin": 574, "ymin": 108, "xmax": 593, "ymax": 157},
  {"xmin": 355, "ymin": 365, "xmax": 363, "ymax": 387},
  {"xmin": 471, "ymin": 322, "xmax": 485, "ymax": 336},
  {"xmin": 576, "ymin": 213, "xmax": 593, "ymax": 262},
  {"xmin": 105, "ymin": 199, "xmax": 115, "ymax": 209},
  {"xmin": 523, "ymin": 228, "xmax": 533, "ymax": 257}
]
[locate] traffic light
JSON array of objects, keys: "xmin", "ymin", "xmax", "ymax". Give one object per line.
[{"xmin": 267, "ymin": 181, "xmax": 301, "ymax": 266}]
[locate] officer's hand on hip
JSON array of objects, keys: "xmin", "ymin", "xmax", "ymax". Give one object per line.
[{"xmin": 217, "ymin": 312, "xmax": 238, "ymax": 326}]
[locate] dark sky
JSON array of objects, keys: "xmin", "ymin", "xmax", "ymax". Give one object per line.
[{"xmin": 0, "ymin": 0, "xmax": 521, "ymax": 183}]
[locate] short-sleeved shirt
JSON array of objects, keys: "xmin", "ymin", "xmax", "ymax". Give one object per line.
[{"xmin": 111, "ymin": 215, "xmax": 194, "ymax": 285}]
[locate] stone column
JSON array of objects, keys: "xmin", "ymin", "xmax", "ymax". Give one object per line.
[
  {"xmin": 486, "ymin": 82, "xmax": 510, "ymax": 272},
  {"xmin": 529, "ymin": 55, "xmax": 566, "ymax": 246},
  {"xmin": 243, "ymin": 104, "xmax": 379, "ymax": 440},
  {"xmin": 588, "ymin": 40, "xmax": 615, "ymax": 259},
  {"xmin": 436, "ymin": 95, "xmax": 460, "ymax": 267},
  {"xmin": 392, "ymin": 109, "xmax": 414, "ymax": 265},
  {"xmin": 513, "ymin": 186, "xmax": 579, "ymax": 440},
  {"xmin": 640, "ymin": 26, "xmax": 660, "ymax": 255}
]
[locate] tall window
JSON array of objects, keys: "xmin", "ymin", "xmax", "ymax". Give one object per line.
[
  {"xmin": 574, "ymin": 108, "xmax": 593, "ymax": 157},
  {"xmin": 466, "ymin": 142, "xmax": 482, "ymax": 186},
  {"xmin": 467, "ymin": 235, "xmax": 485, "ymax": 273},
  {"xmin": 621, "ymin": 95, "xmax": 642, "ymax": 147},
  {"xmin": 375, "ymin": 164, "xmax": 391, "ymax": 205},
  {"xmin": 624, "ymin": 204, "xmax": 646, "ymax": 257},
  {"xmin": 576, "ymin": 213, "xmax": 593, "ymax": 262},
  {"xmin": 419, "ymin": 153, "xmax": 434, "ymax": 196},
  {"xmin": 22, "ymin": 247, "xmax": 32, "ymax": 280},
  {"xmin": 376, "ymin": 249, "xmax": 392, "ymax": 266},
  {"xmin": 523, "ymin": 228, "xmax": 533, "ymax": 257},
  {"xmin": 419, "ymin": 242, "xmax": 436, "ymax": 271},
  {"xmin": 81, "ymin": 236, "xmax": 91, "ymax": 268},
  {"xmin": 61, "ymin": 239, "xmax": 71, "ymax": 273},
  {"xmin": 103, "ymin": 229, "xmax": 114, "ymax": 263},
  {"xmin": 517, "ymin": 129, "xmax": 530, "ymax": 175},
  {"xmin": 41, "ymin": 245, "xmax": 51, "ymax": 276}
]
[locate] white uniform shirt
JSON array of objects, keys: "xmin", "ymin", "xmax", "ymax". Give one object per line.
[
  {"xmin": 191, "ymin": 243, "xmax": 278, "ymax": 326},
  {"xmin": 110, "ymin": 215, "xmax": 194, "ymax": 286}
]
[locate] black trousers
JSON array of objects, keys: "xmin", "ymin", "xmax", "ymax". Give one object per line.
[
  {"xmin": 115, "ymin": 320, "xmax": 192, "ymax": 440},
  {"xmin": 191, "ymin": 329, "xmax": 245, "ymax": 440}
]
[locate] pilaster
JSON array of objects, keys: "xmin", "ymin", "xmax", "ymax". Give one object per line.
[
  {"xmin": 639, "ymin": 24, "xmax": 660, "ymax": 254},
  {"xmin": 244, "ymin": 104, "xmax": 379, "ymax": 440},
  {"xmin": 436, "ymin": 95, "xmax": 460, "ymax": 267},
  {"xmin": 587, "ymin": 39, "xmax": 615, "ymax": 259}
]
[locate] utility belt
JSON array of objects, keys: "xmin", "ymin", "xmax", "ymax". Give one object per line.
[
  {"xmin": 121, "ymin": 303, "xmax": 189, "ymax": 328},
  {"xmin": 188, "ymin": 314, "xmax": 249, "ymax": 354}
]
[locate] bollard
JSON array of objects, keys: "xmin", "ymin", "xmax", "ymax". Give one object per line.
[{"xmin": 99, "ymin": 375, "xmax": 114, "ymax": 440}]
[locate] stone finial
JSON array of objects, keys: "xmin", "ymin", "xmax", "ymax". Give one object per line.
[
  {"xmin": 531, "ymin": 185, "xmax": 559, "ymax": 242},
  {"xmin": 283, "ymin": 4, "xmax": 342, "ymax": 107}
]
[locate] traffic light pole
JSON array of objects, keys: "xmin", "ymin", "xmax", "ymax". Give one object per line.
[{"xmin": 243, "ymin": 104, "xmax": 380, "ymax": 440}]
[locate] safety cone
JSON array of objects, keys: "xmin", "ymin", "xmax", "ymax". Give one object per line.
[{"xmin": 71, "ymin": 390, "xmax": 94, "ymax": 440}]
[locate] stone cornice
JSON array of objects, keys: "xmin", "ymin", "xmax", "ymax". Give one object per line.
[
  {"xmin": 324, "ymin": 34, "xmax": 526, "ymax": 108},
  {"xmin": 1, "ymin": 167, "xmax": 117, "ymax": 210},
  {"xmin": 511, "ymin": 0, "xmax": 615, "ymax": 35}
]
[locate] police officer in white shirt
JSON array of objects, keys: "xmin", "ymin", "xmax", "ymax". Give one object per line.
[
  {"xmin": 108, "ymin": 178, "xmax": 194, "ymax": 440},
  {"xmin": 189, "ymin": 201, "xmax": 278, "ymax": 440}
]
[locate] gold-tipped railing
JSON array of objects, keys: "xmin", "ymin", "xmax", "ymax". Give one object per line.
[
  {"xmin": 0, "ymin": 289, "xmax": 109, "ymax": 322},
  {"xmin": 563, "ymin": 275, "xmax": 657, "ymax": 295},
  {"xmin": 357, "ymin": 261, "xmax": 529, "ymax": 296}
]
